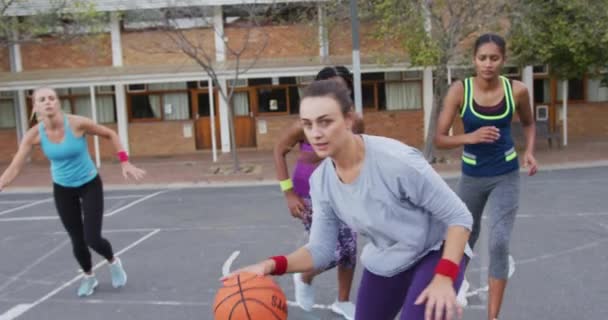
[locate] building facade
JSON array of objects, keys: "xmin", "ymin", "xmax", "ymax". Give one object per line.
[{"xmin": 1, "ymin": 0, "xmax": 606, "ymax": 164}]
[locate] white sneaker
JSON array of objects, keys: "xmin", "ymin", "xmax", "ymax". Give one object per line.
[
  {"xmin": 292, "ymin": 273, "xmax": 314, "ymax": 311},
  {"xmin": 330, "ymin": 300, "xmax": 355, "ymax": 320},
  {"xmin": 456, "ymin": 278, "xmax": 470, "ymax": 308}
]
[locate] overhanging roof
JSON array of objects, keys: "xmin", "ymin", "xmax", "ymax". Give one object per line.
[{"xmin": 0, "ymin": 56, "xmax": 415, "ymax": 91}]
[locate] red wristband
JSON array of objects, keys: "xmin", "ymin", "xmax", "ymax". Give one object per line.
[
  {"xmin": 434, "ymin": 258, "xmax": 459, "ymax": 283},
  {"xmin": 269, "ymin": 256, "xmax": 288, "ymax": 276},
  {"xmin": 117, "ymin": 151, "xmax": 129, "ymax": 163}
]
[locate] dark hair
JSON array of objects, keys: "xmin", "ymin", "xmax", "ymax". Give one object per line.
[
  {"xmin": 315, "ymin": 66, "xmax": 353, "ymax": 96},
  {"xmin": 474, "ymin": 33, "xmax": 506, "ymax": 56},
  {"xmin": 301, "ymin": 79, "xmax": 353, "ymax": 115}
]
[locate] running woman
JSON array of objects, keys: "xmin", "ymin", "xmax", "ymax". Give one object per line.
[
  {"xmin": 227, "ymin": 79, "xmax": 473, "ymax": 320},
  {"xmin": 434, "ymin": 33, "xmax": 538, "ymax": 320},
  {"xmin": 273, "ymin": 66, "xmax": 362, "ymax": 319},
  {"xmin": 0, "ymin": 87, "xmax": 146, "ymax": 297}
]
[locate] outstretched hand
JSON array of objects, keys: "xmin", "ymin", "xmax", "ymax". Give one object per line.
[
  {"xmin": 415, "ymin": 275, "xmax": 462, "ymax": 320},
  {"xmin": 220, "ymin": 260, "xmax": 274, "ymax": 282},
  {"xmin": 121, "ymin": 162, "xmax": 146, "ymax": 181}
]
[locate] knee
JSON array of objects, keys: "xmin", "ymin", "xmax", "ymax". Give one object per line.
[{"xmin": 84, "ymin": 232, "xmax": 103, "ymax": 249}]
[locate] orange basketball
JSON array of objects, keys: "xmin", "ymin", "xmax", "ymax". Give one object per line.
[{"xmin": 214, "ymin": 272, "xmax": 288, "ymax": 320}]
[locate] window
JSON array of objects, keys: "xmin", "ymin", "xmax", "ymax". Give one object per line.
[
  {"xmin": 361, "ymin": 71, "xmax": 422, "ymax": 111},
  {"xmin": 127, "ymin": 82, "xmax": 191, "ymax": 121},
  {"xmin": 586, "ymin": 76, "xmax": 608, "ymax": 102},
  {"xmin": 533, "ymin": 79, "xmax": 551, "ymax": 104},
  {"xmin": 257, "ymin": 87, "xmax": 287, "ymax": 113},
  {"xmin": 252, "ymin": 77, "xmax": 302, "ymax": 115},
  {"xmin": 0, "ymin": 97, "xmax": 16, "ymax": 129},
  {"xmin": 556, "ymin": 78, "xmax": 585, "ymax": 101}
]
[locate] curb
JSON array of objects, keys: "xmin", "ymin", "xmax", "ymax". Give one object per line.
[{"xmin": 2, "ymin": 160, "xmax": 607, "ymax": 194}]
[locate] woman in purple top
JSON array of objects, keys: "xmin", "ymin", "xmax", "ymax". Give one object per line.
[{"xmin": 273, "ymin": 66, "xmax": 363, "ymax": 319}]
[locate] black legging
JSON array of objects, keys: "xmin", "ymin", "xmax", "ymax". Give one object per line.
[{"xmin": 53, "ymin": 175, "xmax": 114, "ymax": 273}]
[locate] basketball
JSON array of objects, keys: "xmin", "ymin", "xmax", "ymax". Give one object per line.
[{"xmin": 214, "ymin": 272, "xmax": 288, "ymax": 320}]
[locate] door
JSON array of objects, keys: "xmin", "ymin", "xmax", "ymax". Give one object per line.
[
  {"xmin": 231, "ymin": 89, "xmax": 256, "ymax": 148},
  {"xmin": 191, "ymin": 89, "xmax": 220, "ymax": 150}
]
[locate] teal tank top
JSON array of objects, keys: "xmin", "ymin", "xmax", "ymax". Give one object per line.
[{"xmin": 39, "ymin": 115, "xmax": 98, "ymax": 187}]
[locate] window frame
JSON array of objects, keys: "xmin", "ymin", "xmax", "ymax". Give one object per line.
[{"xmin": 126, "ymin": 85, "xmax": 191, "ymax": 122}]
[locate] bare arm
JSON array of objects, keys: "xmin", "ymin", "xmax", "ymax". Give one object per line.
[
  {"xmin": 513, "ymin": 81, "xmax": 538, "ymax": 176},
  {"xmin": 434, "ymin": 81, "xmax": 471, "ymax": 149},
  {"xmin": 273, "ymin": 120, "xmax": 305, "ymax": 182},
  {"xmin": 73, "ymin": 115, "xmax": 124, "ymax": 153},
  {"xmin": 514, "ymin": 81, "xmax": 536, "ymax": 155},
  {"xmin": 0, "ymin": 127, "xmax": 39, "ymax": 190},
  {"xmin": 73, "ymin": 115, "xmax": 146, "ymax": 180}
]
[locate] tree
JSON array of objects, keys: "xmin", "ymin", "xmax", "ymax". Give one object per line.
[
  {"xmin": 509, "ymin": 0, "xmax": 608, "ymax": 145},
  {"xmin": 323, "ymin": 0, "xmax": 515, "ymax": 161},
  {"xmin": 128, "ymin": 2, "xmax": 302, "ymax": 172},
  {"xmin": 1, "ymin": 0, "xmax": 105, "ymax": 48},
  {"xmin": 377, "ymin": 0, "xmax": 521, "ymax": 160}
]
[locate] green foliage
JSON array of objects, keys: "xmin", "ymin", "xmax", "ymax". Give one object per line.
[
  {"xmin": 510, "ymin": 0, "xmax": 608, "ymax": 79},
  {"xmin": 1, "ymin": 0, "xmax": 106, "ymax": 47}
]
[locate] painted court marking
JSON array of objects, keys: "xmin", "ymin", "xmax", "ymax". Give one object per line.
[
  {"xmin": 0, "ymin": 239, "xmax": 70, "ymax": 293},
  {"xmin": 0, "ymin": 190, "xmax": 169, "ymax": 222},
  {"xmin": 0, "ymin": 229, "xmax": 160, "ymax": 320},
  {"xmin": 0, "ymin": 199, "xmax": 52, "ymax": 217},
  {"xmin": 0, "ymin": 194, "xmax": 148, "ymax": 205}
]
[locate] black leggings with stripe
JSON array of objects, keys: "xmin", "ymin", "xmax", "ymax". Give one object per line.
[{"xmin": 53, "ymin": 175, "xmax": 114, "ymax": 273}]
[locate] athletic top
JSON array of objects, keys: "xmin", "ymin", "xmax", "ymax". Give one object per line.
[
  {"xmin": 292, "ymin": 141, "xmax": 317, "ymax": 198},
  {"xmin": 306, "ymin": 134, "xmax": 473, "ymax": 277},
  {"xmin": 39, "ymin": 115, "xmax": 97, "ymax": 187},
  {"xmin": 460, "ymin": 76, "xmax": 519, "ymax": 177}
]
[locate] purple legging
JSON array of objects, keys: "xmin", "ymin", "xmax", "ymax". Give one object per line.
[{"xmin": 355, "ymin": 249, "xmax": 467, "ymax": 320}]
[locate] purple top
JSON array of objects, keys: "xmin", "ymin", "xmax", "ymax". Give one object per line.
[{"xmin": 292, "ymin": 141, "xmax": 318, "ymax": 198}]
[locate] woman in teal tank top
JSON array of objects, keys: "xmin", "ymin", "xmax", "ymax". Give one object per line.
[
  {"xmin": 434, "ymin": 34, "xmax": 538, "ymax": 320},
  {"xmin": 0, "ymin": 87, "xmax": 146, "ymax": 297}
]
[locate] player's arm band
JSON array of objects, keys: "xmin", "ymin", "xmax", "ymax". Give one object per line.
[
  {"xmin": 117, "ymin": 150, "xmax": 129, "ymax": 163},
  {"xmin": 279, "ymin": 179, "xmax": 293, "ymax": 192},
  {"xmin": 434, "ymin": 258, "xmax": 459, "ymax": 283},
  {"xmin": 269, "ymin": 256, "xmax": 288, "ymax": 275}
]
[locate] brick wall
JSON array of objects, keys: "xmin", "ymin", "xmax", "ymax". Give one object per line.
[
  {"xmin": 329, "ymin": 22, "xmax": 406, "ymax": 59},
  {"xmin": 255, "ymin": 115, "xmax": 298, "ymax": 150},
  {"xmin": 363, "ymin": 110, "xmax": 425, "ymax": 148},
  {"xmin": 559, "ymin": 103, "xmax": 608, "ymax": 138},
  {"xmin": 128, "ymin": 121, "xmax": 196, "ymax": 157},
  {"xmin": 0, "ymin": 129, "xmax": 18, "ymax": 163},
  {"xmin": 225, "ymin": 24, "xmax": 318, "ymax": 60},
  {"xmin": 255, "ymin": 110, "xmax": 424, "ymax": 151},
  {"xmin": 122, "ymin": 29, "xmax": 215, "ymax": 66},
  {"xmin": 0, "ymin": 47, "xmax": 10, "ymax": 71},
  {"xmin": 21, "ymin": 35, "xmax": 112, "ymax": 70}
]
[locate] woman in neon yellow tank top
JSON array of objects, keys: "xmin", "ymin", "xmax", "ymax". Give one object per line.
[
  {"xmin": 435, "ymin": 34, "xmax": 538, "ymax": 320},
  {"xmin": 0, "ymin": 87, "xmax": 146, "ymax": 297}
]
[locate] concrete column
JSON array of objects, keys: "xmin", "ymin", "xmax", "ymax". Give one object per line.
[
  {"xmin": 423, "ymin": 67, "xmax": 434, "ymax": 138},
  {"xmin": 522, "ymin": 66, "xmax": 534, "ymax": 111},
  {"xmin": 214, "ymin": 6, "xmax": 226, "ymax": 62},
  {"xmin": 318, "ymin": 3, "xmax": 329, "ymax": 58},
  {"xmin": 217, "ymin": 79, "xmax": 231, "ymax": 152},
  {"xmin": 109, "ymin": 12, "xmax": 129, "ymax": 153}
]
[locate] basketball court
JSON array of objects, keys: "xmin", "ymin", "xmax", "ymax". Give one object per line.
[{"xmin": 0, "ymin": 165, "xmax": 607, "ymax": 319}]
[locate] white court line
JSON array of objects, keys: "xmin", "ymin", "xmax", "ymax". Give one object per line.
[
  {"xmin": 0, "ymin": 190, "xmax": 168, "ymax": 222},
  {"xmin": 104, "ymin": 190, "xmax": 168, "ymax": 217},
  {"xmin": 51, "ymin": 224, "xmax": 292, "ymax": 235},
  {"xmin": 0, "ymin": 194, "xmax": 148, "ymax": 205},
  {"xmin": 221, "ymin": 251, "xmax": 333, "ymax": 311},
  {"xmin": 0, "ymin": 199, "xmax": 51, "ymax": 216},
  {"xmin": 0, "ymin": 239, "xmax": 70, "ymax": 292},
  {"xmin": 18, "ymin": 298, "xmax": 210, "ymax": 307},
  {"xmin": 0, "ymin": 229, "xmax": 160, "ymax": 320}
]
